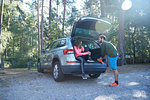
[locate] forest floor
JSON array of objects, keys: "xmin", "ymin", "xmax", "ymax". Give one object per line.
[
  {"xmin": 0, "ymin": 64, "xmax": 150, "ymax": 100},
  {"xmin": 0, "ymin": 64, "xmax": 150, "ymax": 86}
]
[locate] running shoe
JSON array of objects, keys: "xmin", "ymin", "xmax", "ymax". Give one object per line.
[{"xmin": 109, "ymin": 82, "xmax": 119, "ymax": 86}]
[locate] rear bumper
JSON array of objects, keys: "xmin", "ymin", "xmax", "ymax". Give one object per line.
[{"xmin": 61, "ymin": 64, "xmax": 107, "ymax": 74}]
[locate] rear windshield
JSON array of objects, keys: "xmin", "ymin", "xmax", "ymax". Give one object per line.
[
  {"xmin": 80, "ymin": 40, "xmax": 100, "ymax": 52},
  {"xmin": 75, "ymin": 28, "xmax": 99, "ymax": 39}
]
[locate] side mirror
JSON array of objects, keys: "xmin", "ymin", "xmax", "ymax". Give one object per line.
[{"xmin": 41, "ymin": 49, "xmax": 45, "ymax": 53}]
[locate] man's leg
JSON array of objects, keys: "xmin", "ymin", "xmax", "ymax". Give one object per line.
[
  {"xmin": 109, "ymin": 69, "xmax": 119, "ymax": 86},
  {"xmin": 112, "ymin": 69, "xmax": 118, "ymax": 82},
  {"xmin": 108, "ymin": 56, "xmax": 119, "ymax": 86}
]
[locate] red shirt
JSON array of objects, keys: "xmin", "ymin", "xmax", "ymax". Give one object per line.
[{"xmin": 74, "ymin": 46, "xmax": 89, "ymax": 58}]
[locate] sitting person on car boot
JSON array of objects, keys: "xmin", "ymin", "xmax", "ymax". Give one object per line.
[{"xmin": 74, "ymin": 40, "xmax": 91, "ymax": 79}]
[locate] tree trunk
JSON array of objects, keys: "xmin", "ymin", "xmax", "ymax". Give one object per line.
[
  {"xmin": 5, "ymin": 0, "xmax": 12, "ymax": 59},
  {"xmin": 132, "ymin": 26, "xmax": 136, "ymax": 64},
  {"xmin": 118, "ymin": 9, "xmax": 126, "ymax": 65},
  {"xmin": 37, "ymin": 0, "xmax": 41, "ymax": 56},
  {"xmin": 100, "ymin": 0, "xmax": 105, "ymax": 17},
  {"xmin": 56, "ymin": 0, "xmax": 59, "ymax": 29},
  {"xmin": 7, "ymin": 0, "xmax": 12, "ymax": 29},
  {"xmin": 49, "ymin": 0, "xmax": 52, "ymax": 33},
  {"xmin": 62, "ymin": 0, "xmax": 66, "ymax": 37},
  {"xmin": 41, "ymin": 0, "xmax": 44, "ymax": 49},
  {"xmin": 0, "ymin": 0, "xmax": 4, "ymax": 68},
  {"xmin": 13, "ymin": 37, "xmax": 14, "ymax": 56},
  {"xmin": 4, "ymin": 44, "xmax": 8, "ymax": 59}
]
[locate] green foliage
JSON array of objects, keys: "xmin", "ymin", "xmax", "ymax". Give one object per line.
[
  {"xmin": 83, "ymin": 0, "xmax": 100, "ymax": 17},
  {"xmin": 99, "ymin": 0, "xmax": 150, "ymax": 64},
  {"xmin": 1, "ymin": 31, "xmax": 12, "ymax": 56},
  {"xmin": 2, "ymin": 1, "xmax": 38, "ymax": 68},
  {"xmin": 1, "ymin": 0, "xmax": 150, "ymax": 69},
  {"xmin": 67, "ymin": 6, "xmax": 80, "ymax": 26},
  {"xmin": 123, "ymin": 0, "xmax": 150, "ymax": 63},
  {"xmin": 125, "ymin": 26, "xmax": 150, "ymax": 64},
  {"xmin": 44, "ymin": 21, "xmax": 63, "ymax": 47},
  {"xmin": 107, "ymin": 23, "xmax": 119, "ymax": 48}
]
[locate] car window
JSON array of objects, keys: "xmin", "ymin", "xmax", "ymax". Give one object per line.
[
  {"xmin": 56, "ymin": 39, "xmax": 66, "ymax": 48},
  {"xmin": 51, "ymin": 41, "xmax": 59, "ymax": 50},
  {"xmin": 82, "ymin": 40, "xmax": 99, "ymax": 51},
  {"xmin": 46, "ymin": 39, "xmax": 66, "ymax": 51},
  {"xmin": 87, "ymin": 42, "xmax": 99, "ymax": 49},
  {"xmin": 45, "ymin": 42, "xmax": 53, "ymax": 50}
]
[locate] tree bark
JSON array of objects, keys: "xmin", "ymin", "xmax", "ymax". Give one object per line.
[
  {"xmin": 100, "ymin": 0, "xmax": 105, "ymax": 17},
  {"xmin": 41, "ymin": 0, "xmax": 44, "ymax": 49},
  {"xmin": 49, "ymin": 0, "xmax": 52, "ymax": 33},
  {"xmin": 4, "ymin": 43, "xmax": 8, "ymax": 59},
  {"xmin": 0, "ymin": 0, "xmax": 4, "ymax": 68},
  {"xmin": 62, "ymin": 0, "xmax": 66, "ymax": 37},
  {"xmin": 7, "ymin": 0, "xmax": 12, "ymax": 29},
  {"xmin": 56, "ymin": 0, "xmax": 59, "ymax": 29},
  {"xmin": 132, "ymin": 26, "xmax": 136, "ymax": 64},
  {"xmin": 118, "ymin": 9, "xmax": 126, "ymax": 65},
  {"xmin": 13, "ymin": 37, "xmax": 14, "ymax": 56},
  {"xmin": 37, "ymin": 0, "xmax": 41, "ymax": 56}
]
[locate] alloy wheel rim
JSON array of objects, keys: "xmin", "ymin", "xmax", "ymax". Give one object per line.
[
  {"xmin": 54, "ymin": 64, "xmax": 59, "ymax": 79},
  {"xmin": 90, "ymin": 74, "xmax": 95, "ymax": 76}
]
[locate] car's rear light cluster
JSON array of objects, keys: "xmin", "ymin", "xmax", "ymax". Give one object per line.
[
  {"xmin": 64, "ymin": 49, "xmax": 76, "ymax": 63},
  {"xmin": 66, "ymin": 61, "xmax": 76, "ymax": 63},
  {"xmin": 63, "ymin": 49, "xmax": 74, "ymax": 55}
]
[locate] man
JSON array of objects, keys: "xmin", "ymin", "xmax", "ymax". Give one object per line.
[{"xmin": 98, "ymin": 35, "xmax": 119, "ymax": 86}]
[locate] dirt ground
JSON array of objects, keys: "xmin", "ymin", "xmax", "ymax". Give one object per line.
[{"xmin": 0, "ymin": 64, "xmax": 150, "ymax": 86}]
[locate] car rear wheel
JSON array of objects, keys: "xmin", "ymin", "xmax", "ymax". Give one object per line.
[
  {"xmin": 53, "ymin": 61, "xmax": 64, "ymax": 82},
  {"xmin": 89, "ymin": 73, "xmax": 101, "ymax": 78},
  {"xmin": 37, "ymin": 59, "xmax": 44, "ymax": 73}
]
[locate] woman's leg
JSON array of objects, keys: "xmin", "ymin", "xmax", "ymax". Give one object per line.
[
  {"xmin": 76, "ymin": 56, "xmax": 85, "ymax": 74},
  {"xmin": 76, "ymin": 56, "xmax": 87, "ymax": 79}
]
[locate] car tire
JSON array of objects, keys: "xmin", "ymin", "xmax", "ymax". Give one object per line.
[
  {"xmin": 89, "ymin": 73, "xmax": 101, "ymax": 78},
  {"xmin": 37, "ymin": 59, "xmax": 44, "ymax": 73},
  {"xmin": 52, "ymin": 61, "xmax": 64, "ymax": 82}
]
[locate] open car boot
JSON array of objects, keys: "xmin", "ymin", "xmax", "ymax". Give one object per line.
[
  {"xmin": 81, "ymin": 39, "xmax": 103, "ymax": 63},
  {"xmin": 89, "ymin": 48, "xmax": 105, "ymax": 64}
]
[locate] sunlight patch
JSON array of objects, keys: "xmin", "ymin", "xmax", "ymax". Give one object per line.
[
  {"xmin": 133, "ymin": 90, "xmax": 147, "ymax": 98},
  {"xmin": 128, "ymin": 82, "xmax": 139, "ymax": 86},
  {"xmin": 95, "ymin": 95, "xmax": 119, "ymax": 100},
  {"xmin": 97, "ymin": 81, "xmax": 109, "ymax": 86}
]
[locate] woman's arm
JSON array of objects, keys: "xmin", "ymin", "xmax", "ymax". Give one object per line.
[
  {"xmin": 81, "ymin": 46, "xmax": 84, "ymax": 52},
  {"xmin": 74, "ymin": 46, "xmax": 89, "ymax": 56}
]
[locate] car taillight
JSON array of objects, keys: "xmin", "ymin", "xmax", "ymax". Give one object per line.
[
  {"xmin": 66, "ymin": 61, "xmax": 76, "ymax": 63},
  {"xmin": 63, "ymin": 49, "xmax": 74, "ymax": 55}
]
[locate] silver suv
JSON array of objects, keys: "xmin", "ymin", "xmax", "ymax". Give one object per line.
[{"xmin": 37, "ymin": 17, "xmax": 111, "ymax": 82}]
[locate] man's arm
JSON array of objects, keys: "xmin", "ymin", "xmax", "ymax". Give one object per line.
[{"xmin": 101, "ymin": 42, "xmax": 106, "ymax": 58}]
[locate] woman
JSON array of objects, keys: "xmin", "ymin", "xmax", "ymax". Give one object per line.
[{"xmin": 74, "ymin": 40, "xmax": 91, "ymax": 79}]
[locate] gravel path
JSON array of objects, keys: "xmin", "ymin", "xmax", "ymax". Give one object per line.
[{"xmin": 0, "ymin": 71, "xmax": 150, "ymax": 100}]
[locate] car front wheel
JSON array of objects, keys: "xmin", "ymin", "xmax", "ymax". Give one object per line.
[
  {"xmin": 89, "ymin": 73, "xmax": 101, "ymax": 78},
  {"xmin": 53, "ymin": 61, "xmax": 64, "ymax": 82}
]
